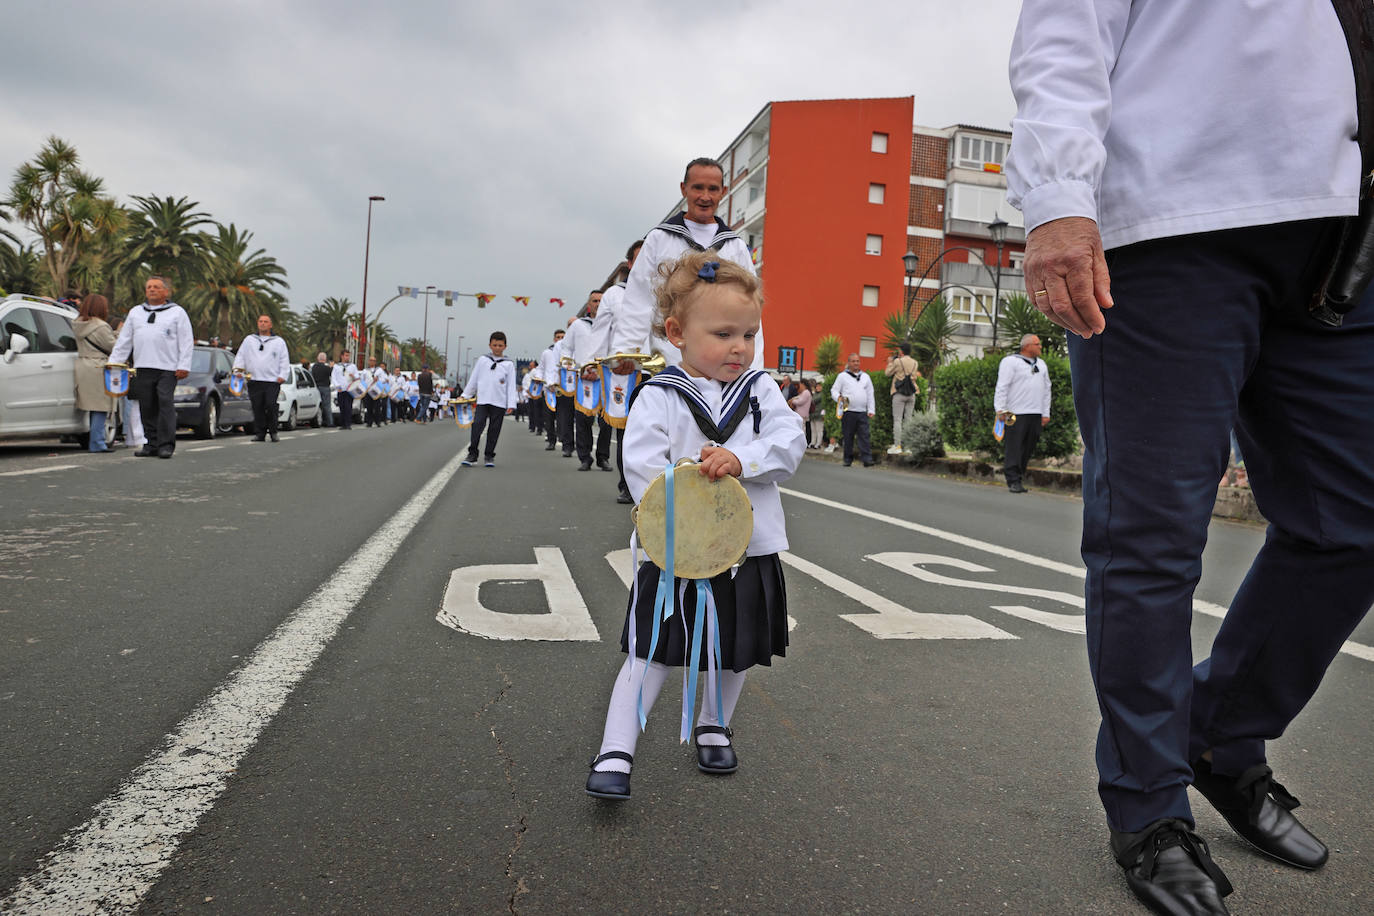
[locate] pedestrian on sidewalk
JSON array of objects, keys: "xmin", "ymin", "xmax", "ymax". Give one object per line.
[
  {"xmin": 460, "ymin": 332, "xmax": 517, "ymax": 467},
  {"xmin": 993, "ymin": 334, "xmax": 1050, "ymax": 494},
  {"xmin": 787, "ymin": 378, "xmax": 813, "ymax": 447},
  {"xmin": 310, "ymin": 353, "xmax": 333, "ymax": 427},
  {"xmin": 72, "ymin": 294, "xmax": 118, "ymax": 453},
  {"xmin": 885, "ymin": 343, "xmax": 920, "ymax": 452}
]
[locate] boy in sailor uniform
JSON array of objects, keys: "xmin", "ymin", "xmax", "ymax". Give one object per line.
[
  {"xmin": 460, "ymin": 331, "xmax": 518, "ymax": 467},
  {"xmin": 566, "ymin": 290, "xmax": 614, "ymax": 472},
  {"xmin": 232, "ymin": 314, "xmax": 291, "ymax": 442},
  {"xmin": 609, "ymin": 158, "xmax": 764, "ymax": 374},
  {"xmin": 591, "ymin": 240, "xmax": 643, "ymax": 503},
  {"xmin": 586, "ymin": 251, "xmax": 804, "ymax": 802},
  {"xmin": 330, "ymin": 350, "xmax": 360, "ymax": 430},
  {"xmin": 537, "ymin": 329, "xmax": 566, "ymax": 452}
]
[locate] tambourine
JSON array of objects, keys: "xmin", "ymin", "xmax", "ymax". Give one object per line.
[
  {"xmin": 633, "ymin": 459, "xmax": 753, "ymax": 580},
  {"xmin": 103, "ymin": 362, "xmax": 132, "ymax": 398},
  {"xmin": 453, "ymin": 396, "xmax": 477, "ymax": 427}
]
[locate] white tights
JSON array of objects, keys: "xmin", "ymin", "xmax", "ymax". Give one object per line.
[{"xmin": 593, "ymin": 658, "xmax": 748, "ymax": 772}]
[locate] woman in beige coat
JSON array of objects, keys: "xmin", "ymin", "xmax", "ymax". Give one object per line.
[{"xmin": 73, "ymin": 294, "xmax": 118, "ymax": 452}]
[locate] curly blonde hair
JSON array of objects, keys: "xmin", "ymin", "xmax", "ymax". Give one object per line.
[{"xmin": 651, "ymin": 250, "xmax": 762, "ymax": 338}]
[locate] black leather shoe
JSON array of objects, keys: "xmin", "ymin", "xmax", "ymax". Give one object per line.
[
  {"xmin": 616, "ymin": 491, "xmax": 634, "ymax": 505},
  {"xmin": 545, "ymin": 443, "xmax": 556, "ymax": 450},
  {"xmin": 253, "ymin": 436, "xmax": 266, "ymax": 442},
  {"xmin": 134, "ymin": 446, "xmax": 157, "ymax": 457},
  {"xmin": 1191, "ymin": 759, "xmax": 1328, "ymax": 870},
  {"xmin": 578, "ymin": 460, "xmax": 592, "ymax": 471},
  {"xmin": 693, "ymin": 725, "xmax": 738, "ymax": 774},
  {"xmin": 157, "ymin": 447, "xmax": 174, "ymax": 459},
  {"xmin": 1112, "ymin": 819, "xmax": 1232, "ymax": 916},
  {"xmin": 585, "ymin": 751, "xmax": 632, "ymax": 800},
  {"xmin": 562, "ymin": 450, "xmax": 573, "ymax": 458},
  {"xmin": 270, "ymin": 432, "xmax": 280, "ymax": 442},
  {"xmin": 1008, "ymin": 483, "xmax": 1028, "ymax": 493},
  {"xmin": 597, "ymin": 460, "xmax": 614, "ymax": 472}
]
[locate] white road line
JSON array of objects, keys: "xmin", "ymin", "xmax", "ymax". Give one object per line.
[
  {"xmin": 0, "ymin": 464, "xmax": 80, "ymax": 477},
  {"xmin": 781, "ymin": 488, "xmax": 1374, "ymax": 663},
  {"xmin": 184, "ymin": 445, "xmax": 224, "ymax": 453},
  {"xmin": 1, "ymin": 451, "xmax": 466, "ymax": 916}
]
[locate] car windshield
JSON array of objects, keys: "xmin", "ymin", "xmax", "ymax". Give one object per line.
[{"xmin": 191, "ymin": 350, "xmax": 214, "ymax": 374}]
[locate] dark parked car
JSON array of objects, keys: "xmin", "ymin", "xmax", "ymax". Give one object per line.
[{"xmin": 174, "ymin": 346, "xmax": 254, "ymax": 438}]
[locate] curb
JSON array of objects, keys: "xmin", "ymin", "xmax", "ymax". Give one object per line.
[{"xmin": 803, "ymin": 449, "xmax": 1263, "ymax": 524}]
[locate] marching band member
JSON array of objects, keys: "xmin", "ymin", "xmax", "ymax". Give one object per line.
[
  {"xmin": 108, "ymin": 275, "xmax": 194, "ymax": 459},
  {"xmin": 609, "ymin": 158, "xmax": 764, "ymax": 373},
  {"xmin": 360, "ymin": 357, "xmax": 383, "ymax": 428},
  {"xmin": 331, "ymin": 350, "xmax": 360, "ymax": 430},
  {"xmin": 537, "ymin": 329, "xmax": 566, "ymax": 452},
  {"xmin": 830, "ymin": 353, "xmax": 876, "ymax": 468},
  {"xmin": 232, "ymin": 314, "xmax": 291, "ymax": 443},
  {"xmin": 566, "ymin": 290, "xmax": 614, "ymax": 472},
  {"xmin": 591, "ymin": 240, "xmax": 643, "ymax": 503},
  {"xmin": 437, "ymin": 382, "xmax": 451, "ymax": 419},
  {"xmin": 521, "ymin": 368, "xmax": 541, "ymax": 433},
  {"xmin": 460, "ymin": 331, "xmax": 518, "ymax": 467},
  {"xmin": 586, "ymin": 251, "xmax": 804, "ymax": 802}
]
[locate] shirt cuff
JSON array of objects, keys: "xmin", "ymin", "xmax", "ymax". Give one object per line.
[{"xmin": 1016, "ymin": 179, "xmax": 1099, "ymax": 235}]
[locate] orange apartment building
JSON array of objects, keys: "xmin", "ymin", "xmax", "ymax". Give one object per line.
[{"xmin": 647, "ymin": 96, "xmax": 1025, "ymax": 373}]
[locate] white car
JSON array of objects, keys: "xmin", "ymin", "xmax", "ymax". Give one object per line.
[
  {"xmin": 277, "ymin": 364, "xmax": 322, "ymax": 430},
  {"xmin": 0, "ymin": 293, "xmax": 116, "ymax": 448}
]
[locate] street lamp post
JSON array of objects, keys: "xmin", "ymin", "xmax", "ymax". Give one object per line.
[
  {"xmin": 464, "ymin": 346, "xmax": 471, "ymax": 379},
  {"xmin": 902, "ymin": 249, "xmax": 920, "ymax": 328},
  {"xmin": 358, "ymin": 195, "xmax": 385, "ymax": 368},
  {"xmin": 445, "ymin": 316, "xmax": 454, "ymax": 382},
  {"xmin": 456, "ymin": 336, "xmax": 464, "ymax": 380},
  {"xmin": 988, "ymin": 214, "xmax": 1009, "ymax": 347},
  {"xmin": 420, "ymin": 285, "xmax": 436, "ymax": 366}
]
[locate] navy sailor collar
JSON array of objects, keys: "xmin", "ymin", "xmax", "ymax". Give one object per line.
[
  {"xmin": 633, "ymin": 365, "xmax": 765, "ymax": 442},
  {"xmin": 654, "ymin": 212, "xmax": 742, "ymax": 252}
]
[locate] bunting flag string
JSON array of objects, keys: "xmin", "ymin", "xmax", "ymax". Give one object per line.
[
  {"xmin": 476, "ymin": 293, "xmax": 494, "ymax": 308},
  {"xmin": 513, "ymin": 295, "xmax": 530, "ymax": 307},
  {"xmin": 387, "ymin": 289, "xmax": 570, "ymax": 310},
  {"xmin": 550, "ymin": 297, "xmax": 565, "ymax": 308}
]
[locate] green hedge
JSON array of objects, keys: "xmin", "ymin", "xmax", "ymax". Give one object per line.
[
  {"xmin": 933, "ymin": 353, "xmax": 1078, "ymax": 461},
  {"xmin": 815, "ymin": 370, "xmax": 927, "ymax": 454}
]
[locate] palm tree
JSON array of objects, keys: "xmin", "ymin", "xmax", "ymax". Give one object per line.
[
  {"xmin": 0, "ymin": 238, "xmax": 45, "ymax": 296},
  {"xmin": 184, "ymin": 223, "xmax": 289, "ymax": 343},
  {"xmin": 814, "ymin": 334, "xmax": 842, "ymax": 375},
  {"xmin": 996, "ymin": 292, "xmax": 1066, "ymax": 357},
  {"xmin": 301, "ymin": 296, "xmax": 355, "ymax": 358},
  {"xmin": 119, "ymin": 194, "xmax": 214, "ymax": 288},
  {"xmin": 4, "ymin": 136, "xmax": 121, "ymax": 296}
]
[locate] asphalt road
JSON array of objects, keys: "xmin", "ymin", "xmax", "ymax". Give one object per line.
[{"xmin": 1, "ymin": 421, "xmax": 1371, "ymax": 914}]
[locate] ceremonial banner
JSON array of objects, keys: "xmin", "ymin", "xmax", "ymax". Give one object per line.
[{"xmin": 575, "ymin": 373, "xmax": 601, "ymax": 416}]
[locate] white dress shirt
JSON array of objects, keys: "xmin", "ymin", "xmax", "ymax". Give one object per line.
[
  {"xmin": 610, "ymin": 216, "xmax": 765, "ymax": 369},
  {"xmin": 1006, "ymin": 0, "xmax": 1360, "ymax": 249},
  {"xmin": 830, "ymin": 371, "xmax": 876, "ymax": 415},
  {"xmin": 538, "ymin": 342, "xmax": 563, "ymax": 392},
  {"xmin": 330, "ymin": 362, "xmax": 359, "ymax": 392},
  {"xmin": 232, "ymin": 334, "xmax": 290, "ymax": 381},
  {"xmin": 462, "ymin": 353, "xmax": 517, "ymax": 409},
  {"xmin": 623, "ymin": 371, "xmax": 804, "ymax": 557},
  {"xmin": 994, "ymin": 355, "xmax": 1052, "ymax": 417},
  {"xmin": 109, "ymin": 303, "xmax": 194, "ymax": 372},
  {"xmin": 564, "ymin": 315, "xmax": 599, "ymax": 367},
  {"xmin": 587, "ymin": 282, "xmax": 623, "ymax": 360}
]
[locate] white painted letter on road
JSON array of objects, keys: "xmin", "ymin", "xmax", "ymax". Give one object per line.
[{"xmin": 437, "ymin": 546, "xmax": 600, "ymax": 641}]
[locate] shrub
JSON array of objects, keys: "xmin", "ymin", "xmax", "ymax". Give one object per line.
[
  {"xmin": 814, "ymin": 334, "xmax": 842, "ymax": 375},
  {"xmin": 933, "ymin": 352, "xmax": 1078, "ymax": 461},
  {"xmin": 901, "ymin": 412, "xmax": 944, "ymax": 460},
  {"xmin": 816, "ymin": 370, "xmax": 927, "ymax": 455}
]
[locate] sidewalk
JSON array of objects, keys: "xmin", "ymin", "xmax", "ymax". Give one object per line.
[{"xmin": 805, "ymin": 446, "xmax": 1264, "ymax": 524}]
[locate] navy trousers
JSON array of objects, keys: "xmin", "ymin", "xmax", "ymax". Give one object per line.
[
  {"xmin": 1070, "ymin": 219, "xmax": 1374, "ymax": 833},
  {"xmin": 467, "ymin": 404, "xmax": 505, "ymax": 460}
]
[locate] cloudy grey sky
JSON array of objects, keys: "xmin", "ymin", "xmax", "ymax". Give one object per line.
[{"xmin": 2, "ymin": 0, "xmax": 1022, "ymax": 366}]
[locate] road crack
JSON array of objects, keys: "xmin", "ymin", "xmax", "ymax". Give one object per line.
[{"xmin": 476, "ymin": 666, "xmax": 531, "ymax": 915}]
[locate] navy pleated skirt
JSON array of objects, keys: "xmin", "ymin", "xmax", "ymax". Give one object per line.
[{"xmin": 619, "ymin": 553, "xmax": 788, "ymax": 672}]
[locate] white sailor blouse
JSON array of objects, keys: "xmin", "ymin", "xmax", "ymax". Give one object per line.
[
  {"xmin": 623, "ymin": 367, "xmax": 805, "ymax": 558},
  {"xmin": 461, "ymin": 353, "xmax": 517, "ymax": 410},
  {"xmin": 231, "ymin": 333, "xmax": 290, "ymax": 382},
  {"xmin": 330, "ymin": 362, "xmax": 359, "ymax": 392},
  {"xmin": 611, "ymin": 214, "xmax": 765, "ymax": 370},
  {"xmin": 586, "ymin": 282, "xmax": 623, "ymax": 360}
]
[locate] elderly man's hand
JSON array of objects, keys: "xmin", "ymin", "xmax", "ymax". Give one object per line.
[{"xmin": 1023, "ymin": 216, "xmax": 1114, "ymax": 339}]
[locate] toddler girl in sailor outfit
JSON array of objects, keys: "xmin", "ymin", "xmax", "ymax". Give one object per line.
[{"xmin": 586, "ymin": 251, "xmax": 805, "ymax": 800}]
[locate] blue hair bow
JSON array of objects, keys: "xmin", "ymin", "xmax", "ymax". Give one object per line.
[{"xmin": 697, "ymin": 261, "xmax": 720, "ymax": 282}]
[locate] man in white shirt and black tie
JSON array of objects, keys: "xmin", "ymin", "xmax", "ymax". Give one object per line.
[
  {"xmin": 233, "ymin": 314, "xmax": 291, "ymax": 442},
  {"xmin": 108, "ymin": 275, "xmax": 194, "ymax": 459},
  {"xmin": 993, "ymin": 334, "xmax": 1051, "ymax": 493},
  {"xmin": 829, "ymin": 353, "xmax": 875, "ymax": 467}
]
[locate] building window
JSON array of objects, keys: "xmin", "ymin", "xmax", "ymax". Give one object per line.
[
  {"xmin": 862, "ymin": 285, "xmax": 880, "ymax": 308},
  {"xmin": 951, "ymin": 292, "xmax": 997, "ymax": 325},
  {"xmin": 957, "ymin": 135, "xmax": 1008, "ymax": 170},
  {"xmin": 1009, "ymin": 251, "xmax": 1025, "ymax": 271},
  {"xmin": 868, "ymin": 183, "xmax": 885, "ymax": 204},
  {"xmin": 871, "ymin": 132, "xmax": 888, "ymax": 154},
  {"xmin": 749, "ymin": 184, "xmax": 761, "ymax": 202},
  {"xmin": 859, "ymin": 337, "xmax": 877, "ymax": 358},
  {"xmin": 947, "ymin": 184, "xmax": 1024, "ymax": 228},
  {"xmin": 865, "ymin": 234, "xmax": 883, "ymax": 256}
]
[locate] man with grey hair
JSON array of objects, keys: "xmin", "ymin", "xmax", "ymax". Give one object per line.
[
  {"xmin": 993, "ymin": 334, "xmax": 1050, "ymax": 493},
  {"xmin": 109, "ymin": 275, "xmax": 194, "ymax": 458},
  {"xmin": 310, "ymin": 352, "xmax": 333, "ymax": 427}
]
